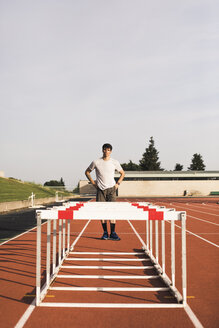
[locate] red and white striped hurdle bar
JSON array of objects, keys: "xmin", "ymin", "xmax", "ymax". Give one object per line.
[{"xmin": 36, "ymin": 202, "xmax": 185, "ymax": 221}]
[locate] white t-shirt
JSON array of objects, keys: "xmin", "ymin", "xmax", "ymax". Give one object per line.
[{"xmin": 88, "ymin": 158, "xmax": 122, "ymax": 190}]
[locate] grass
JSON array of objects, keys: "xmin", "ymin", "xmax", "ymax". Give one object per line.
[{"xmin": 0, "ymin": 177, "xmax": 73, "ymax": 203}]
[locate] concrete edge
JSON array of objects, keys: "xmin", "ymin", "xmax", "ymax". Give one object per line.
[{"xmin": 0, "ymin": 195, "xmax": 80, "ymax": 213}]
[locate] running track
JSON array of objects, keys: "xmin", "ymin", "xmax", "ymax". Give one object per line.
[{"xmin": 0, "ymin": 197, "xmax": 218, "ymax": 328}]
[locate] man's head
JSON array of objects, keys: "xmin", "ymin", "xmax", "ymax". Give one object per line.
[
  {"xmin": 102, "ymin": 143, "xmax": 113, "ymax": 151},
  {"xmin": 102, "ymin": 143, "xmax": 112, "ymax": 158}
]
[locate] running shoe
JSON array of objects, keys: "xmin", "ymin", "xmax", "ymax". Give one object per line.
[
  {"xmin": 109, "ymin": 232, "xmax": 121, "ymax": 241},
  {"xmin": 101, "ymin": 232, "xmax": 108, "ymax": 240}
]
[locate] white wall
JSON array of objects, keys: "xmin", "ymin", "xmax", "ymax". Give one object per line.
[
  {"xmin": 79, "ymin": 180, "xmax": 219, "ymax": 197},
  {"xmin": 118, "ymin": 180, "xmax": 219, "ymax": 197}
]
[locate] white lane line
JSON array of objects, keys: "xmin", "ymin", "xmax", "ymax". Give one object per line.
[
  {"xmin": 184, "ymin": 304, "xmax": 204, "ymax": 328},
  {"xmin": 173, "ymin": 223, "xmax": 219, "ymax": 248},
  {"xmin": 183, "ymin": 203, "xmax": 219, "ymax": 212},
  {"xmin": 202, "ymin": 204, "xmax": 219, "ymax": 209},
  {"xmin": 14, "ymin": 219, "xmax": 90, "ymax": 328},
  {"xmin": 70, "ymin": 220, "xmax": 91, "ymax": 249},
  {"xmin": 155, "ymin": 201, "xmax": 219, "ymax": 225},
  {"xmin": 171, "ymin": 202, "xmax": 219, "ymax": 216},
  {"xmin": 188, "ymin": 214, "xmax": 219, "ymax": 226},
  {"xmin": 127, "ymin": 220, "xmax": 147, "ymax": 249},
  {"xmin": 0, "ymin": 221, "xmax": 47, "ymax": 246},
  {"xmin": 14, "ymin": 301, "xmax": 36, "ymax": 328}
]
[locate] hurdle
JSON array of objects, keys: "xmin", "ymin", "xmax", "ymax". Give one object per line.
[{"xmin": 36, "ymin": 201, "xmax": 187, "ymax": 308}]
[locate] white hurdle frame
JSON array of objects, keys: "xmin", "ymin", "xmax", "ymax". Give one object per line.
[{"xmin": 36, "ymin": 202, "xmax": 187, "ymax": 307}]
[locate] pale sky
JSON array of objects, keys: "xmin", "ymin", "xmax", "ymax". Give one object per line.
[{"xmin": 1, "ymin": 0, "xmax": 219, "ymax": 190}]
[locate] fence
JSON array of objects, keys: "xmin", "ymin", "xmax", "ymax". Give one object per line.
[{"xmin": 36, "ymin": 201, "xmax": 186, "ymax": 307}]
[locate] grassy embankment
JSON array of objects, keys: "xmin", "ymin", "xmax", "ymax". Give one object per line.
[{"xmin": 0, "ymin": 177, "xmax": 73, "ymax": 203}]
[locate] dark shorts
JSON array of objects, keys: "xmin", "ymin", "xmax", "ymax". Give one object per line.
[{"xmin": 96, "ymin": 186, "xmax": 116, "ymax": 202}]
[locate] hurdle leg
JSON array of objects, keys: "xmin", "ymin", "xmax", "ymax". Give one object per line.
[
  {"xmin": 162, "ymin": 220, "xmax": 165, "ymax": 274},
  {"xmin": 146, "ymin": 220, "xmax": 149, "ymax": 249},
  {"xmin": 58, "ymin": 220, "xmax": 62, "ymax": 265},
  {"xmin": 181, "ymin": 213, "xmax": 187, "ymax": 304},
  {"xmin": 155, "ymin": 220, "xmax": 159, "ymax": 263},
  {"xmin": 46, "ymin": 220, "xmax": 51, "ymax": 287},
  {"xmin": 149, "ymin": 220, "xmax": 153, "ymax": 256},
  {"xmin": 62, "ymin": 219, "xmax": 66, "ymax": 258},
  {"xmin": 36, "ymin": 213, "xmax": 41, "ymax": 306},
  {"xmin": 171, "ymin": 220, "xmax": 175, "ymax": 287},
  {"xmin": 53, "ymin": 219, "xmax": 57, "ymax": 274},
  {"xmin": 67, "ymin": 219, "xmax": 70, "ymax": 252}
]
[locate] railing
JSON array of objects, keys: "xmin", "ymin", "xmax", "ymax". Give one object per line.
[{"xmin": 36, "ymin": 202, "xmax": 186, "ymax": 307}]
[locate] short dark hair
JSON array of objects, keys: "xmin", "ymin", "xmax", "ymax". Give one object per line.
[{"xmin": 102, "ymin": 143, "xmax": 113, "ymax": 151}]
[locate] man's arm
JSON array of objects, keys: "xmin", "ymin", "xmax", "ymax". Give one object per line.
[
  {"xmin": 115, "ymin": 169, "xmax": 125, "ymax": 189},
  {"xmin": 85, "ymin": 168, "xmax": 97, "ymax": 188}
]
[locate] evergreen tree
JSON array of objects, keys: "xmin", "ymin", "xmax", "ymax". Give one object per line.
[
  {"xmin": 174, "ymin": 163, "xmax": 183, "ymax": 171},
  {"xmin": 60, "ymin": 177, "xmax": 65, "ymax": 186},
  {"xmin": 121, "ymin": 160, "xmax": 139, "ymax": 171},
  {"xmin": 139, "ymin": 137, "xmax": 163, "ymax": 170},
  {"xmin": 188, "ymin": 153, "xmax": 206, "ymax": 171}
]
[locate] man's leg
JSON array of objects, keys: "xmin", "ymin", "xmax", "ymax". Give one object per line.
[
  {"xmin": 96, "ymin": 187, "xmax": 108, "ymax": 239},
  {"xmin": 107, "ymin": 187, "xmax": 120, "ymax": 241}
]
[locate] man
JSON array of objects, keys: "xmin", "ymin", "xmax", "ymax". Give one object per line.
[{"xmin": 85, "ymin": 143, "xmax": 125, "ymax": 240}]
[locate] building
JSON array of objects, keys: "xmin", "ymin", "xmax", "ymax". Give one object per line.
[
  {"xmin": 80, "ymin": 171, "xmax": 219, "ymax": 197},
  {"xmin": 0, "ymin": 171, "xmax": 5, "ymax": 178}
]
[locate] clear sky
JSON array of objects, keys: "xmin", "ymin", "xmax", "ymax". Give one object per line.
[{"xmin": 1, "ymin": 0, "xmax": 218, "ymax": 190}]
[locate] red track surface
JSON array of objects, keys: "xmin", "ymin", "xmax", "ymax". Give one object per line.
[{"xmin": 0, "ymin": 198, "xmax": 218, "ymax": 328}]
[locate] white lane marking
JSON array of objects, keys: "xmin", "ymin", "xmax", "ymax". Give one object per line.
[
  {"xmin": 14, "ymin": 301, "xmax": 36, "ymax": 328},
  {"xmin": 127, "ymin": 220, "xmax": 147, "ymax": 249},
  {"xmin": 173, "ymin": 223, "xmax": 219, "ymax": 248},
  {"xmin": 188, "ymin": 214, "xmax": 219, "ymax": 226},
  {"xmin": 185, "ymin": 203, "xmax": 219, "ymax": 211},
  {"xmin": 155, "ymin": 201, "xmax": 219, "ymax": 225},
  {"xmin": 14, "ymin": 219, "xmax": 90, "ymax": 328},
  {"xmin": 0, "ymin": 221, "xmax": 47, "ymax": 246},
  {"xmin": 184, "ymin": 304, "xmax": 204, "ymax": 328},
  {"xmin": 202, "ymin": 203, "xmax": 219, "ymax": 209},
  {"xmin": 70, "ymin": 220, "xmax": 91, "ymax": 249},
  {"xmin": 171, "ymin": 202, "xmax": 219, "ymax": 216}
]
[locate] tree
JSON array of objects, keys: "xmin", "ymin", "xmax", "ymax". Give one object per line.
[
  {"xmin": 139, "ymin": 137, "xmax": 163, "ymax": 170},
  {"xmin": 60, "ymin": 177, "xmax": 65, "ymax": 186},
  {"xmin": 44, "ymin": 177, "xmax": 65, "ymax": 187},
  {"xmin": 121, "ymin": 160, "xmax": 139, "ymax": 171},
  {"xmin": 188, "ymin": 153, "xmax": 206, "ymax": 171},
  {"xmin": 174, "ymin": 163, "xmax": 183, "ymax": 171}
]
